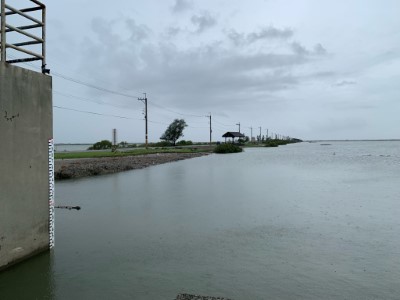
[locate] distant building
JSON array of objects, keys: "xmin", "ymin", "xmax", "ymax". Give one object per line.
[{"xmin": 222, "ymin": 131, "xmax": 245, "ymax": 143}]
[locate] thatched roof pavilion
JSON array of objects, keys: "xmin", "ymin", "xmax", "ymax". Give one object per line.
[{"xmin": 222, "ymin": 132, "xmax": 245, "ymax": 142}]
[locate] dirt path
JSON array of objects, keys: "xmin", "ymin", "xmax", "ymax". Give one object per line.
[{"xmin": 55, "ymin": 152, "xmax": 210, "ymax": 180}]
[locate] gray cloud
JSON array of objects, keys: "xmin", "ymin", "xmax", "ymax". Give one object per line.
[
  {"xmin": 248, "ymin": 26, "xmax": 293, "ymax": 42},
  {"xmin": 76, "ymin": 16, "xmax": 331, "ymax": 117},
  {"xmin": 227, "ymin": 26, "xmax": 293, "ymax": 46},
  {"xmin": 171, "ymin": 0, "xmax": 193, "ymax": 13},
  {"xmin": 344, "ymin": 48, "xmax": 400, "ymax": 77},
  {"xmin": 291, "ymin": 42, "xmax": 327, "ymax": 56},
  {"xmin": 165, "ymin": 26, "xmax": 181, "ymax": 37},
  {"xmin": 220, "ymin": 53, "xmax": 307, "ymax": 72},
  {"xmin": 126, "ymin": 19, "xmax": 151, "ymax": 42},
  {"xmin": 46, "ymin": 0, "xmax": 400, "ymax": 142},
  {"xmin": 191, "ymin": 12, "xmax": 217, "ymax": 33},
  {"xmin": 90, "ymin": 18, "xmax": 121, "ymax": 46},
  {"xmin": 334, "ymin": 80, "xmax": 357, "ymax": 87},
  {"xmin": 306, "ymin": 71, "xmax": 336, "ymax": 79},
  {"xmin": 291, "ymin": 42, "xmax": 309, "ymax": 56},
  {"xmin": 314, "ymin": 43, "xmax": 327, "ymax": 55}
]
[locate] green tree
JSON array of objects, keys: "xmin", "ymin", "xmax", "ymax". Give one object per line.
[
  {"xmin": 160, "ymin": 119, "xmax": 187, "ymax": 146},
  {"xmin": 88, "ymin": 140, "xmax": 112, "ymax": 150}
]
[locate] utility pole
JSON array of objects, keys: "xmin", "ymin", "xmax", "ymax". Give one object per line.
[
  {"xmin": 208, "ymin": 113, "xmax": 212, "ymax": 145},
  {"xmin": 112, "ymin": 129, "xmax": 117, "ymax": 146},
  {"xmin": 259, "ymin": 126, "xmax": 262, "ymax": 142},
  {"xmin": 236, "ymin": 122, "xmax": 241, "ymax": 133},
  {"xmin": 112, "ymin": 128, "xmax": 117, "ymax": 152},
  {"xmin": 138, "ymin": 93, "xmax": 148, "ymax": 149},
  {"xmin": 266, "ymin": 129, "xmax": 269, "ymax": 139},
  {"xmin": 249, "ymin": 127, "xmax": 253, "ymax": 142}
]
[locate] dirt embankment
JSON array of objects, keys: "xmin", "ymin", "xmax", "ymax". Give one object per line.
[{"xmin": 55, "ymin": 152, "xmax": 210, "ymax": 180}]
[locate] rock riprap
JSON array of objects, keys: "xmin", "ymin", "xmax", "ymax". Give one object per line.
[{"xmin": 55, "ymin": 153, "xmax": 209, "ymax": 180}]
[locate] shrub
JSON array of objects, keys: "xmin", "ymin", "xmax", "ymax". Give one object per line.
[
  {"xmin": 88, "ymin": 140, "xmax": 112, "ymax": 150},
  {"xmin": 264, "ymin": 140, "xmax": 279, "ymax": 147},
  {"xmin": 155, "ymin": 141, "xmax": 173, "ymax": 147},
  {"xmin": 214, "ymin": 143, "xmax": 243, "ymax": 154},
  {"xmin": 177, "ymin": 140, "xmax": 193, "ymax": 146},
  {"xmin": 145, "ymin": 141, "xmax": 173, "ymax": 147},
  {"xmin": 237, "ymin": 138, "xmax": 246, "ymax": 145}
]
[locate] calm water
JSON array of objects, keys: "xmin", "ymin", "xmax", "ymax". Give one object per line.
[{"xmin": 1, "ymin": 141, "xmax": 400, "ymax": 299}]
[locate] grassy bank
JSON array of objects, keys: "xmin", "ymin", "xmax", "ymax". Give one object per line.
[{"xmin": 55, "ymin": 147, "xmax": 213, "ymax": 160}]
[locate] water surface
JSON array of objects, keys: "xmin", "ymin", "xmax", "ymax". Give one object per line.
[{"xmin": 1, "ymin": 141, "xmax": 399, "ymax": 299}]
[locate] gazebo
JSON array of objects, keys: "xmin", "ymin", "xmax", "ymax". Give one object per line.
[{"xmin": 222, "ymin": 132, "xmax": 245, "ymax": 143}]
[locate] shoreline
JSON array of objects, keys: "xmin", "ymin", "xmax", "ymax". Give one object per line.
[{"xmin": 55, "ymin": 152, "xmax": 211, "ymax": 180}]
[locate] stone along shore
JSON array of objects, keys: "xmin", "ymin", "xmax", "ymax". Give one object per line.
[{"xmin": 55, "ymin": 152, "xmax": 210, "ymax": 180}]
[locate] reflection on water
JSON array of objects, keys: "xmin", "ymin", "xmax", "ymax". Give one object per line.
[
  {"xmin": 1, "ymin": 141, "xmax": 400, "ymax": 299},
  {"xmin": 0, "ymin": 252, "xmax": 55, "ymax": 300}
]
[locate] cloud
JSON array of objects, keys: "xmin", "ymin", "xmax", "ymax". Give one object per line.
[
  {"xmin": 291, "ymin": 42, "xmax": 328, "ymax": 56},
  {"xmin": 126, "ymin": 19, "xmax": 151, "ymax": 42},
  {"xmin": 248, "ymin": 26, "xmax": 293, "ymax": 42},
  {"xmin": 314, "ymin": 43, "xmax": 327, "ymax": 56},
  {"xmin": 227, "ymin": 26, "xmax": 293, "ymax": 46},
  {"xmin": 171, "ymin": 0, "xmax": 193, "ymax": 13},
  {"xmin": 191, "ymin": 12, "xmax": 217, "ymax": 33},
  {"xmin": 76, "ymin": 17, "xmax": 329, "ymax": 114},
  {"xmin": 306, "ymin": 71, "xmax": 336, "ymax": 79},
  {"xmin": 334, "ymin": 80, "xmax": 357, "ymax": 87},
  {"xmin": 291, "ymin": 42, "xmax": 309, "ymax": 56},
  {"xmin": 165, "ymin": 26, "xmax": 181, "ymax": 37},
  {"xmin": 90, "ymin": 18, "xmax": 121, "ymax": 46},
  {"xmin": 220, "ymin": 53, "xmax": 307, "ymax": 72}
]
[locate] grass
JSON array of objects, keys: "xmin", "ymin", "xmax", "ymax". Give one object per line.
[{"xmin": 55, "ymin": 147, "xmax": 213, "ymax": 160}]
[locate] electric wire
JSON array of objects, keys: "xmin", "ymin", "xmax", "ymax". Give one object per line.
[
  {"xmin": 7, "ymin": 54, "xmax": 141, "ymax": 99},
  {"xmin": 213, "ymin": 119, "xmax": 236, "ymax": 127},
  {"xmin": 148, "ymin": 100, "xmax": 205, "ymax": 118},
  {"xmin": 54, "ymin": 90, "xmax": 138, "ymax": 110},
  {"xmin": 9, "ymin": 54, "xmax": 215, "ymax": 121},
  {"xmin": 53, "ymin": 105, "xmax": 141, "ymax": 120},
  {"xmin": 7, "ymin": 54, "xmax": 289, "ymax": 138},
  {"xmin": 51, "ymin": 70, "xmax": 141, "ymax": 99}
]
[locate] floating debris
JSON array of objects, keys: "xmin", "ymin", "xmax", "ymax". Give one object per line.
[
  {"xmin": 55, "ymin": 205, "xmax": 81, "ymax": 210},
  {"xmin": 175, "ymin": 294, "xmax": 232, "ymax": 300}
]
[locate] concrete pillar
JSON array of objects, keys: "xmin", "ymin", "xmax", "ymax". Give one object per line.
[{"xmin": 0, "ymin": 63, "xmax": 53, "ymax": 270}]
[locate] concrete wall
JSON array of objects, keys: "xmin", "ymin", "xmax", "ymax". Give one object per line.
[{"xmin": 0, "ymin": 63, "xmax": 52, "ymax": 270}]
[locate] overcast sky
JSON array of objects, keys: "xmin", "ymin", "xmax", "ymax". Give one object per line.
[{"xmin": 9, "ymin": 0, "xmax": 400, "ymax": 142}]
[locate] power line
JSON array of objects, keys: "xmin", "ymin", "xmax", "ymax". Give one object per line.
[
  {"xmin": 53, "ymin": 105, "xmax": 141, "ymax": 120},
  {"xmin": 148, "ymin": 120, "xmax": 169, "ymax": 125},
  {"xmin": 148, "ymin": 97, "xmax": 205, "ymax": 118},
  {"xmin": 7, "ymin": 54, "xmax": 141, "ymax": 99},
  {"xmin": 46, "ymin": 57, "xmax": 144, "ymax": 96},
  {"xmin": 187, "ymin": 125, "xmax": 209, "ymax": 129},
  {"xmin": 213, "ymin": 119, "xmax": 236, "ymax": 127},
  {"xmin": 54, "ymin": 90, "xmax": 138, "ymax": 110},
  {"xmin": 10, "ymin": 54, "xmax": 293, "ymax": 139},
  {"xmin": 10, "ymin": 54, "xmax": 215, "ymax": 121},
  {"xmin": 51, "ymin": 71, "xmax": 140, "ymax": 99}
]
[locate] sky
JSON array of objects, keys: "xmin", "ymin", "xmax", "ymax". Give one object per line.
[{"xmin": 6, "ymin": 0, "xmax": 400, "ymax": 142}]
